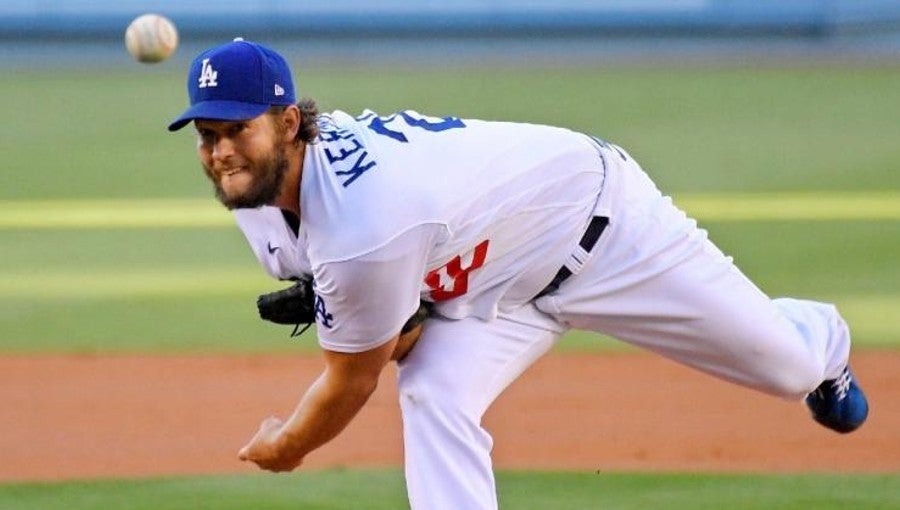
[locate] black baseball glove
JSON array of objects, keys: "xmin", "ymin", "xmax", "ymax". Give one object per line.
[
  {"xmin": 257, "ymin": 277, "xmax": 316, "ymax": 327},
  {"xmin": 256, "ymin": 276, "xmax": 432, "ymax": 337}
]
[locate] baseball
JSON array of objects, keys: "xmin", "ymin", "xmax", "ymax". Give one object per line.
[{"xmin": 124, "ymin": 14, "xmax": 178, "ymax": 63}]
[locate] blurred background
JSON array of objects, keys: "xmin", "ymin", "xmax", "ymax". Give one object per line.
[
  {"xmin": 5, "ymin": 1, "xmax": 900, "ymax": 66},
  {"xmin": 1, "ymin": 1, "xmax": 898, "ymax": 352},
  {"xmin": 1, "ymin": 2, "xmax": 899, "ymax": 508}
]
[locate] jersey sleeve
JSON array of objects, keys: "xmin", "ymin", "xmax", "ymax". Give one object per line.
[{"xmin": 311, "ymin": 224, "xmax": 438, "ymax": 353}]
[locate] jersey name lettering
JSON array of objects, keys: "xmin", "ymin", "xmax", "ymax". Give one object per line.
[
  {"xmin": 319, "ymin": 124, "xmax": 377, "ymax": 187},
  {"xmin": 425, "ymin": 240, "xmax": 490, "ymax": 301}
]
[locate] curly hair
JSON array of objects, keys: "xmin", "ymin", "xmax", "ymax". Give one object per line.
[
  {"xmin": 269, "ymin": 98, "xmax": 320, "ymax": 145},
  {"xmin": 295, "ymin": 98, "xmax": 320, "ymax": 144}
]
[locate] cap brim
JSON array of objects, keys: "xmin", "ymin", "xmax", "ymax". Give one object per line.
[{"xmin": 167, "ymin": 100, "xmax": 271, "ymax": 131}]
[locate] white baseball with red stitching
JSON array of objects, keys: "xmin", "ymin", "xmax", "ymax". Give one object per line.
[{"xmin": 125, "ymin": 14, "xmax": 179, "ymax": 64}]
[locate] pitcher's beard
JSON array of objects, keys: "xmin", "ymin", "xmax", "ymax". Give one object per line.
[{"xmin": 210, "ymin": 149, "xmax": 289, "ymax": 210}]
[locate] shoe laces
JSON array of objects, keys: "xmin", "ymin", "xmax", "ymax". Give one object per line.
[{"xmin": 831, "ymin": 369, "xmax": 852, "ymax": 401}]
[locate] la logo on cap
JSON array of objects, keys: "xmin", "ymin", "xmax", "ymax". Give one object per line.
[{"xmin": 198, "ymin": 58, "xmax": 218, "ymax": 88}]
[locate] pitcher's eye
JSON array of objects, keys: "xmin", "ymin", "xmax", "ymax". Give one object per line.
[
  {"xmin": 196, "ymin": 128, "xmax": 215, "ymax": 142},
  {"xmin": 229, "ymin": 123, "xmax": 247, "ymax": 137}
]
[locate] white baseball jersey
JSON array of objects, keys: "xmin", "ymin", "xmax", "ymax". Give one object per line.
[
  {"xmin": 299, "ymin": 110, "xmax": 606, "ymax": 353},
  {"xmin": 233, "ymin": 205, "xmax": 310, "ymax": 281},
  {"xmin": 232, "ymin": 110, "xmax": 854, "ymax": 510}
]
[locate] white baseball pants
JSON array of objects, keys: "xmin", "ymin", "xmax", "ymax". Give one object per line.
[{"xmin": 396, "ymin": 144, "xmax": 851, "ymax": 510}]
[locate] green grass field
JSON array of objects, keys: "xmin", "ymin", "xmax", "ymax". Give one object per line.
[
  {"xmin": 1, "ymin": 59, "xmax": 898, "ymax": 507},
  {"xmin": 2, "ymin": 62, "xmax": 898, "ymax": 352},
  {"xmin": 2, "ymin": 471, "xmax": 898, "ymax": 510}
]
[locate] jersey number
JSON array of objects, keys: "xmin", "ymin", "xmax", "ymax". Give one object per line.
[
  {"xmin": 424, "ymin": 240, "xmax": 489, "ymax": 301},
  {"xmin": 360, "ymin": 110, "xmax": 466, "ymax": 142}
]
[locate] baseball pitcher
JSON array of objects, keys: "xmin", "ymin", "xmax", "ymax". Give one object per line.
[{"xmin": 168, "ymin": 39, "xmax": 868, "ymax": 510}]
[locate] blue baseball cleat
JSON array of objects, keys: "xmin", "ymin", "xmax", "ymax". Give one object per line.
[{"xmin": 805, "ymin": 366, "xmax": 869, "ymax": 434}]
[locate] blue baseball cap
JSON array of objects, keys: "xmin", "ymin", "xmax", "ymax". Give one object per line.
[{"xmin": 168, "ymin": 38, "xmax": 296, "ymax": 132}]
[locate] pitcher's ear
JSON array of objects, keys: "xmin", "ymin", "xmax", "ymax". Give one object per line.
[{"xmin": 279, "ymin": 105, "xmax": 301, "ymax": 143}]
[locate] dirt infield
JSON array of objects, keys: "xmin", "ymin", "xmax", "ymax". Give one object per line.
[{"xmin": 1, "ymin": 351, "xmax": 897, "ymax": 482}]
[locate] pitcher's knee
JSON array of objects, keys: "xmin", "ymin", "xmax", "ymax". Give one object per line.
[
  {"xmin": 756, "ymin": 360, "xmax": 822, "ymax": 400},
  {"xmin": 398, "ymin": 371, "xmax": 478, "ymax": 417},
  {"xmin": 399, "ymin": 382, "xmax": 439, "ymax": 411}
]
